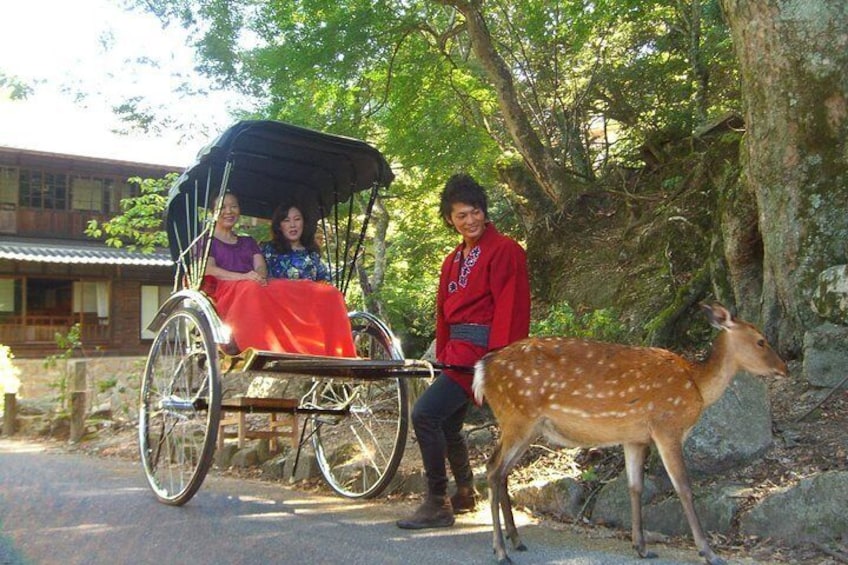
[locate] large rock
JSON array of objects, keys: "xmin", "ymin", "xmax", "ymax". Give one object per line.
[
  {"xmin": 592, "ymin": 475, "xmax": 744, "ymax": 536},
  {"xmin": 803, "ymin": 323, "xmax": 848, "ymax": 388},
  {"xmin": 260, "ymin": 448, "xmax": 320, "ymax": 482},
  {"xmin": 642, "ymin": 485, "xmax": 741, "ymax": 537},
  {"xmin": 741, "ymin": 471, "xmax": 848, "ymax": 543},
  {"xmin": 591, "ymin": 474, "xmax": 663, "ymax": 528},
  {"xmin": 684, "ymin": 372, "xmax": 773, "ymax": 475},
  {"xmin": 512, "ymin": 476, "xmax": 586, "ymax": 520},
  {"xmin": 246, "ymin": 375, "xmax": 292, "ymax": 398},
  {"xmin": 811, "ymin": 265, "xmax": 848, "ymax": 323},
  {"xmin": 229, "ymin": 439, "xmax": 271, "ymax": 468}
]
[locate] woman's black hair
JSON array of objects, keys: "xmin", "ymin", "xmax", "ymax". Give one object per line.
[
  {"xmin": 269, "ymin": 201, "xmax": 321, "ymax": 253},
  {"xmin": 438, "ymin": 173, "xmax": 489, "ymax": 228}
]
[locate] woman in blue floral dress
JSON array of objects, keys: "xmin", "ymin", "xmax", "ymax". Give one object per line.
[{"xmin": 261, "ymin": 202, "xmax": 332, "ymax": 282}]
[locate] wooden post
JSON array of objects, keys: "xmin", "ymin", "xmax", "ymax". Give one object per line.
[
  {"xmin": 3, "ymin": 393, "xmax": 15, "ymax": 436},
  {"xmin": 69, "ymin": 360, "xmax": 87, "ymax": 443}
]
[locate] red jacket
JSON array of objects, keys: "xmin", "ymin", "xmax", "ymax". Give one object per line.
[{"xmin": 436, "ymin": 223, "xmax": 531, "ymax": 396}]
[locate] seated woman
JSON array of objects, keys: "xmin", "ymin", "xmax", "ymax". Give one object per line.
[
  {"xmin": 261, "ymin": 202, "xmax": 331, "ymax": 282},
  {"xmin": 205, "ymin": 193, "xmax": 269, "ymax": 286},
  {"xmin": 203, "ymin": 193, "xmax": 355, "ymax": 358}
]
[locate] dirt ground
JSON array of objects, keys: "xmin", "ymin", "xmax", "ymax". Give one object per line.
[{"xmin": 26, "ymin": 366, "xmax": 848, "ymax": 565}]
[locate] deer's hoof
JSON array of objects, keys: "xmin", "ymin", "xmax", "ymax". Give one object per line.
[
  {"xmin": 515, "ymin": 542, "xmax": 528, "ymax": 552},
  {"xmin": 700, "ymin": 552, "xmax": 727, "ymax": 565}
]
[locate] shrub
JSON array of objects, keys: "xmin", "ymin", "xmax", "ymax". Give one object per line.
[{"xmin": 531, "ymin": 302, "xmax": 626, "ymax": 342}]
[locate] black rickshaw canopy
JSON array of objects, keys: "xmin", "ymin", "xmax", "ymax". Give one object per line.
[
  {"xmin": 164, "ymin": 120, "xmax": 394, "ymax": 293},
  {"xmin": 167, "ymin": 120, "xmax": 394, "ymax": 222}
]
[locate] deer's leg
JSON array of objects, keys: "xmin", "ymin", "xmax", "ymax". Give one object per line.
[
  {"xmin": 487, "ymin": 425, "xmax": 535, "ymax": 564},
  {"xmin": 623, "ymin": 442, "xmax": 656, "ymax": 559},
  {"xmin": 487, "ymin": 443, "xmax": 510, "ymax": 563},
  {"xmin": 498, "ymin": 427, "xmax": 536, "ymax": 551},
  {"xmin": 499, "ymin": 471, "xmax": 527, "ymax": 552},
  {"xmin": 653, "ymin": 435, "xmax": 726, "ymax": 565}
]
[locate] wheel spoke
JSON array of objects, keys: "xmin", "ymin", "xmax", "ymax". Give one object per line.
[
  {"xmin": 139, "ymin": 307, "xmax": 220, "ymax": 505},
  {"xmin": 310, "ymin": 313, "xmax": 408, "ymax": 498}
]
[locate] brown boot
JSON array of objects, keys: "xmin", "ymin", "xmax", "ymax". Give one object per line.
[
  {"xmin": 396, "ymin": 495, "xmax": 455, "ymax": 529},
  {"xmin": 450, "ymin": 485, "xmax": 479, "ymax": 514}
]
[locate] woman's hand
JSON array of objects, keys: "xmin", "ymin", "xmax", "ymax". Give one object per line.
[{"xmin": 243, "ymin": 270, "xmax": 268, "ymax": 286}]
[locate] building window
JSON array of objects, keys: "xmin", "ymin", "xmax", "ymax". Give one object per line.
[
  {"xmin": 16, "ymin": 168, "xmax": 136, "ymax": 214},
  {"xmin": 29, "ymin": 278, "xmax": 73, "ymax": 315},
  {"xmin": 72, "ymin": 281, "xmax": 110, "ymax": 321},
  {"xmin": 72, "ymin": 177, "xmax": 106, "ymax": 212},
  {"xmin": 140, "ymin": 285, "xmax": 171, "ymax": 339},
  {"xmin": 0, "ymin": 167, "xmax": 18, "ymax": 204},
  {"xmin": 0, "ymin": 278, "xmax": 22, "ymax": 315},
  {"xmin": 0, "ymin": 278, "xmax": 23, "ymax": 344},
  {"xmin": 72, "ymin": 176, "xmax": 135, "ymax": 214},
  {"xmin": 19, "ymin": 169, "xmax": 68, "ymax": 210}
]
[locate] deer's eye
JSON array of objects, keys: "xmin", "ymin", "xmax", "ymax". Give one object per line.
[{"xmin": 756, "ymin": 339, "xmax": 765, "ymax": 348}]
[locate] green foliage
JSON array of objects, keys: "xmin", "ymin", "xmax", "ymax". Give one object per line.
[
  {"xmin": 97, "ymin": 377, "xmax": 119, "ymax": 394},
  {"xmin": 661, "ymin": 175, "xmax": 684, "ymax": 191},
  {"xmin": 85, "ymin": 174, "xmax": 175, "ymax": 252},
  {"xmin": 0, "ymin": 72, "xmax": 33, "ymax": 100},
  {"xmin": 43, "ymin": 324, "xmax": 84, "ymax": 409},
  {"xmin": 579, "ymin": 466, "xmax": 599, "ymax": 483},
  {"xmin": 531, "ymin": 302, "xmax": 626, "ymax": 342},
  {"xmin": 135, "ymin": 0, "xmax": 737, "ymax": 202},
  {"xmin": 364, "ymin": 177, "xmax": 457, "ymax": 356}
]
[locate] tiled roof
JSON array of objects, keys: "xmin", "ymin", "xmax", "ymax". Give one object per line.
[{"xmin": 0, "ymin": 238, "xmax": 173, "ymax": 267}]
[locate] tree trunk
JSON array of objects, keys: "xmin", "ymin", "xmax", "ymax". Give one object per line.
[
  {"xmin": 681, "ymin": 0, "xmax": 710, "ymax": 124},
  {"xmin": 357, "ymin": 196, "xmax": 388, "ymax": 319},
  {"xmin": 717, "ymin": 163, "xmax": 763, "ymax": 323},
  {"xmin": 720, "ymin": 0, "xmax": 848, "ymax": 356},
  {"xmin": 437, "ymin": 0, "xmax": 574, "ymax": 206}
]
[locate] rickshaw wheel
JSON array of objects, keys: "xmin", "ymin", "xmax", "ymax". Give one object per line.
[
  {"xmin": 139, "ymin": 306, "xmax": 221, "ymax": 505},
  {"xmin": 309, "ymin": 313, "xmax": 409, "ymax": 499}
]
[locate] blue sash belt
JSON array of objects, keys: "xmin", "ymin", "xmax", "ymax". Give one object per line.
[{"xmin": 449, "ymin": 323, "xmax": 490, "ymax": 348}]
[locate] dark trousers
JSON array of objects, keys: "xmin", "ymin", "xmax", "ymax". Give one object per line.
[{"xmin": 411, "ymin": 373, "xmax": 474, "ymax": 497}]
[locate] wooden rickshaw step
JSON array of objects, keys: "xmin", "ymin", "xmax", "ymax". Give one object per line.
[
  {"xmin": 218, "ymin": 396, "xmax": 300, "ymax": 452},
  {"xmin": 219, "ymin": 396, "xmax": 299, "ymax": 413}
]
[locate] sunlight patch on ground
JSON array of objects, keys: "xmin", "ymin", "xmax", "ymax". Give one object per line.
[
  {"xmin": 236, "ymin": 512, "xmax": 294, "ymax": 521},
  {"xmin": 388, "ymin": 503, "xmax": 537, "ymax": 542},
  {"xmin": 237, "ymin": 495, "xmax": 278, "ymax": 505},
  {"xmin": 37, "ymin": 523, "xmax": 115, "ymax": 535},
  {"xmin": 0, "ymin": 439, "xmax": 46, "ymax": 454},
  {"xmin": 291, "ymin": 501, "xmax": 374, "ymax": 515}
]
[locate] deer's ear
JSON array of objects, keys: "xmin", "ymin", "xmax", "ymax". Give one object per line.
[{"xmin": 702, "ymin": 302, "xmax": 735, "ymax": 330}]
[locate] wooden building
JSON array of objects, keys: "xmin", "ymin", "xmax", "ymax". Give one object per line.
[{"xmin": 0, "ymin": 146, "xmax": 181, "ymax": 358}]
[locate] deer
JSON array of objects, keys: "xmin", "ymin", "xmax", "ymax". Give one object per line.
[{"xmin": 472, "ymin": 303, "xmax": 787, "ymax": 565}]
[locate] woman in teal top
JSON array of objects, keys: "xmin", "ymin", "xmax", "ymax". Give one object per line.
[{"xmin": 261, "ymin": 202, "xmax": 332, "ymax": 282}]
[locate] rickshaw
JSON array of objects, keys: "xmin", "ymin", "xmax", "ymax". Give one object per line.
[{"xmin": 139, "ymin": 120, "xmax": 435, "ymax": 505}]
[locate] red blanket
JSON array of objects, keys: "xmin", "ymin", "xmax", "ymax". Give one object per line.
[{"xmin": 207, "ymin": 278, "xmax": 356, "ymax": 357}]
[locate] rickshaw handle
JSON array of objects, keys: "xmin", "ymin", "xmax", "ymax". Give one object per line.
[{"xmin": 433, "ymin": 363, "xmax": 476, "ymax": 373}]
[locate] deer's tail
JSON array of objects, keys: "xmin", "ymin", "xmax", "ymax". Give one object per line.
[{"xmin": 472, "ymin": 359, "xmax": 487, "ymax": 405}]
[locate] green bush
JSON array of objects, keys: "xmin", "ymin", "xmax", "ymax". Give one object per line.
[
  {"xmin": 531, "ymin": 302, "xmax": 626, "ymax": 342},
  {"xmin": 97, "ymin": 377, "xmax": 119, "ymax": 394},
  {"xmin": 43, "ymin": 324, "xmax": 84, "ymax": 408}
]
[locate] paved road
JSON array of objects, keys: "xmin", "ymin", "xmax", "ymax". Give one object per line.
[{"xmin": 0, "ymin": 439, "xmax": 714, "ymax": 565}]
